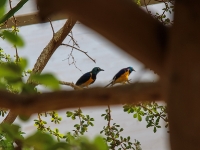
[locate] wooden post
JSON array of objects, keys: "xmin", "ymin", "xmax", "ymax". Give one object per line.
[{"xmin": 165, "ymin": 1, "xmax": 200, "ymax": 149}]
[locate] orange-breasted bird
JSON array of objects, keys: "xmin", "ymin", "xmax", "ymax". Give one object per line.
[
  {"xmin": 76, "ymin": 67, "xmax": 104, "ymax": 88},
  {"xmin": 105, "ymin": 67, "xmax": 135, "ymax": 87}
]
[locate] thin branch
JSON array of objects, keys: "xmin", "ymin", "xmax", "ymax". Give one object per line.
[
  {"xmin": 139, "ymin": 104, "xmax": 168, "ymax": 122},
  {"xmin": 48, "ymin": 18, "xmax": 55, "ymax": 36},
  {"xmin": 59, "ymin": 80, "xmax": 82, "ymax": 90},
  {"xmin": 68, "ymin": 31, "xmax": 80, "ymax": 48},
  {"xmin": 67, "ymin": 42, "xmax": 81, "ymax": 71},
  {"xmin": 61, "ymin": 43, "xmax": 96, "ymax": 63},
  {"xmin": 107, "ymin": 105, "xmax": 111, "ymax": 127},
  {"xmin": 8, "ymin": 0, "xmax": 19, "ymax": 62},
  {"xmin": 0, "ymin": 82, "xmax": 163, "ymax": 115}
]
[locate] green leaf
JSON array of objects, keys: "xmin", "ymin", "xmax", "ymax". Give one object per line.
[
  {"xmin": 153, "ymin": 127, "xmax": 157, "ymax": 133},
  {"xmin": 0, "ymin": 0, "xmax": 28, "ymax": 24},
  {"xmin": 157, "ymin": 125, "xmax": 161, "ymax": 128},
  {"xmin": 19, "ymin": 115, "xmax": 30, "ymax": 122},
  {"xmin": 0, "ymin": 123, "xmax": 23, "ymax": 141},
  {"xmin": 49, "ymin": 142, "xmax": 70, "ymax": 150},
  {"xmin": 0, "ymin": 63, "xmax": 21, "ymax": 78},
  {"xmin": 137, "ymin": 114, "xmax": 142, "ymax": 121},
  {"xmin": 66, "ymin": 111, "xmax": 73, "ymax": 117},
  {"xmin": 24, "ymin": 131, "xmax": 55, "ymax": 149},
  {"xmin": 133, "ymin": 113, "xmax": 137, "ymax": 118},
  {"xmin": 30, "ymin": 73, "xmax": 60, "ymax": 90},
  {"xmin": 2, "ymin": 30, "xmax": 24, "ymax": 47},
  {"xmin": 0, "ymin": 0, "xmax": 7, "ymax": 18},
  {"xmin": 145, "ymin": 116, "xmax": 149, "ymax": 122},
  {"xmin": 90, "ymin": 118, "xmax": 94, "ymax": 121},
  {"xmin": 93, "ymin": 136, "xmax": 108, "ymax": 150},
  {"xmin": 19, "ymin": 58, "xmax": 28, "ymax": 71}
]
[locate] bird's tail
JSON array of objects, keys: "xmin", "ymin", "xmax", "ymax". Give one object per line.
[{"xmin": 104, "ymin": 81, "xmax": 113, "ymax": 88}]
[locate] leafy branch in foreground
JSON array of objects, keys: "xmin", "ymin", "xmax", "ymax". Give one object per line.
[
  {"xmin": 34, "ymin": 111, "xmax": 64, "ymax": 142},
  {"xmin": 123, "ymin": 102, "xmax": 168, "ymax": 133},
  {"xmin": 0, "ymin": 123, "xmax": 108, "ymax": 150},
  {"xmin": 101, "ymin": 106, "xmax": 142, "ymax": 150},
  {"xmin": 66, "ymin": 108, "xmax": 95, "ymax": 138}
]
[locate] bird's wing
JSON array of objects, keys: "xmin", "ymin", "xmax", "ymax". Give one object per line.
[
  {"xmin": 113, "ymin": 68, "xmax": 127, "ymax": 81},
  {"xmin": 76, "ymin": 72, "xmax": 91, "ymax": 86},
  {"xmin": 90, "ymin": 73, "xmax": 96, "ymax": 85}
]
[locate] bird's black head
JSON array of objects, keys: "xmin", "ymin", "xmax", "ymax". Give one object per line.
[
  {"xmin": 128, "ymin": 67, "xmax": 135, "ymax": 73},
  {"xmin": 91, "ymin": 67, "xmax": 104, "ymax": 74}
]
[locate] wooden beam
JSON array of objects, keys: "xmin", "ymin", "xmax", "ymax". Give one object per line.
[
  {"xmin": 1, "ymin": 12, "xmax": 68, "ymax": 28},
  {"xmin": 166, "ymin": 1, "xmax": 200, "ymax": 149},
  {"xmin": 1, "ymin": 0, "xmax": 160, "ymax": 28}
]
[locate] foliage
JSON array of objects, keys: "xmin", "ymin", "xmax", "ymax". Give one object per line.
[
  {"xmin": 123, "ymin": 102, "xmax": 168, "ymax": 133},
  {"xmin": 0, "ymin": 0, "xmax": 172, "ymax": 149},
  {"xmin": 144, "ymin": 0, "xmax": 174, "ymax": 25},
  {"xmin": 101, "ymin": 106, "xmax": 142, "ymax": 150},
  {"xmin": 66, "ymin": 108, "xmax": 94, "ymax": 137},
  {"xmin": 0, "ymin": 123, "xmax": 108, "ymax": 150},
  {"xmin": 134, "ymin": 0, "xmax": 141, "ymax": 6}
]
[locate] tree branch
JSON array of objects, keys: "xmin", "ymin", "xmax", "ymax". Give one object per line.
[
  {"xmin": 0, "ymin": 82, "xmax": 163, "ymax": 116},
  {"xmin": 59, "ymin": 80, "xmax": 82, "ymax": 90},
  {"xmin": 61, "ymin": 43, "xmax": 96, "ymax": 63},
  {"xmin": 2, "ymin": 18, "xmax": 77, "ymax": 124},
  {"xmin": 27, "ymin": 17, "xmax": 76, "ymax": 78}
]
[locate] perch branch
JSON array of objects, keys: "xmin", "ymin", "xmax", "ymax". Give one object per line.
[
  {"xmin": 59, "ymin": 80, "xmax": 82, "ymax": 90},
  {"xmin": 0, "ymin": 82, "xmax": 163, "ymax": 115}
]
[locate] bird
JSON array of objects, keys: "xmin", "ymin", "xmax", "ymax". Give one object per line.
[
  {"xmin": 75, "ymin": 67, "xmax": 104, "ymax": 88},
  {"xmin": 105, "ymin": 67, "xmax": 135, "ymax": 87}
]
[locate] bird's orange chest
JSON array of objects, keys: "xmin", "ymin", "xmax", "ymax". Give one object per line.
[
  {"xmin": 81, "ymin": 74, "xmax": 94, "ymax": 86},
  {"xmin": 115, "ymin": 71, "xmax": 129, "ymax": 83}
]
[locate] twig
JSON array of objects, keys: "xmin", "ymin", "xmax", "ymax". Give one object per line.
[
  {"xmin": 68, "ymin": 31, "xmax": 80, "ymax": 48},
  {"xmin": 61, "ymin": 43, "xmax": 96, "ymax": 63},
  {"xmin": 59, "ymin": 80, "xmax": 82, "ymax": 90},
  {"xmin": 9, "ymin": 0, "xmax": 19, "ymax": 62},
  {"xmin": 139, "ymin": 104, "xmax": 168, "ymax": 122},
  {"xmin": 48, "ymin": 18, "xmax": 55, "ymax": 36},
  {"xmin": 107, "ymin": 105, "xmax": 111, "ymax": 127}
]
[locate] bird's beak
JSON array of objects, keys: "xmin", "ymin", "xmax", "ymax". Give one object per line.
[{"xmin": 100, "ymin": 68, "xmax": 104, "ymax": 71}]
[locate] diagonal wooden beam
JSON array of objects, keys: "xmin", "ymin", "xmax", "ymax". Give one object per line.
[
  {"xmin": 1, "ymin": 0, "xmax": 161, "ymax": 29},
  {"xmin": 1, "ymin": 12, "xmax": 67, "ymax": 29}
]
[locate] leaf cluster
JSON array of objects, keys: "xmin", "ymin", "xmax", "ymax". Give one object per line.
[
  {"xmin": 0, "ymin": 123, "xmax": 108, "ymax": 150},
  {"xmin": 123, "ymin": 102, "xmax": 168, "ymax": 133},
  {"xmin": 66, "ymin": 108, "xmax": 94, "ymax": 137},
  {"xmin": 101, "ymin": 108, "xmax": 142, "ymax": 150}
]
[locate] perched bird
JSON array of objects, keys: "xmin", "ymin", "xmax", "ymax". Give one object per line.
[
  {"xmin": 105, "ymin": 67, "xmax": 135, "ymax": 87},
  {"xmin": 76, "ymin": 67, "xmax": 104, "ymax": 88}
]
